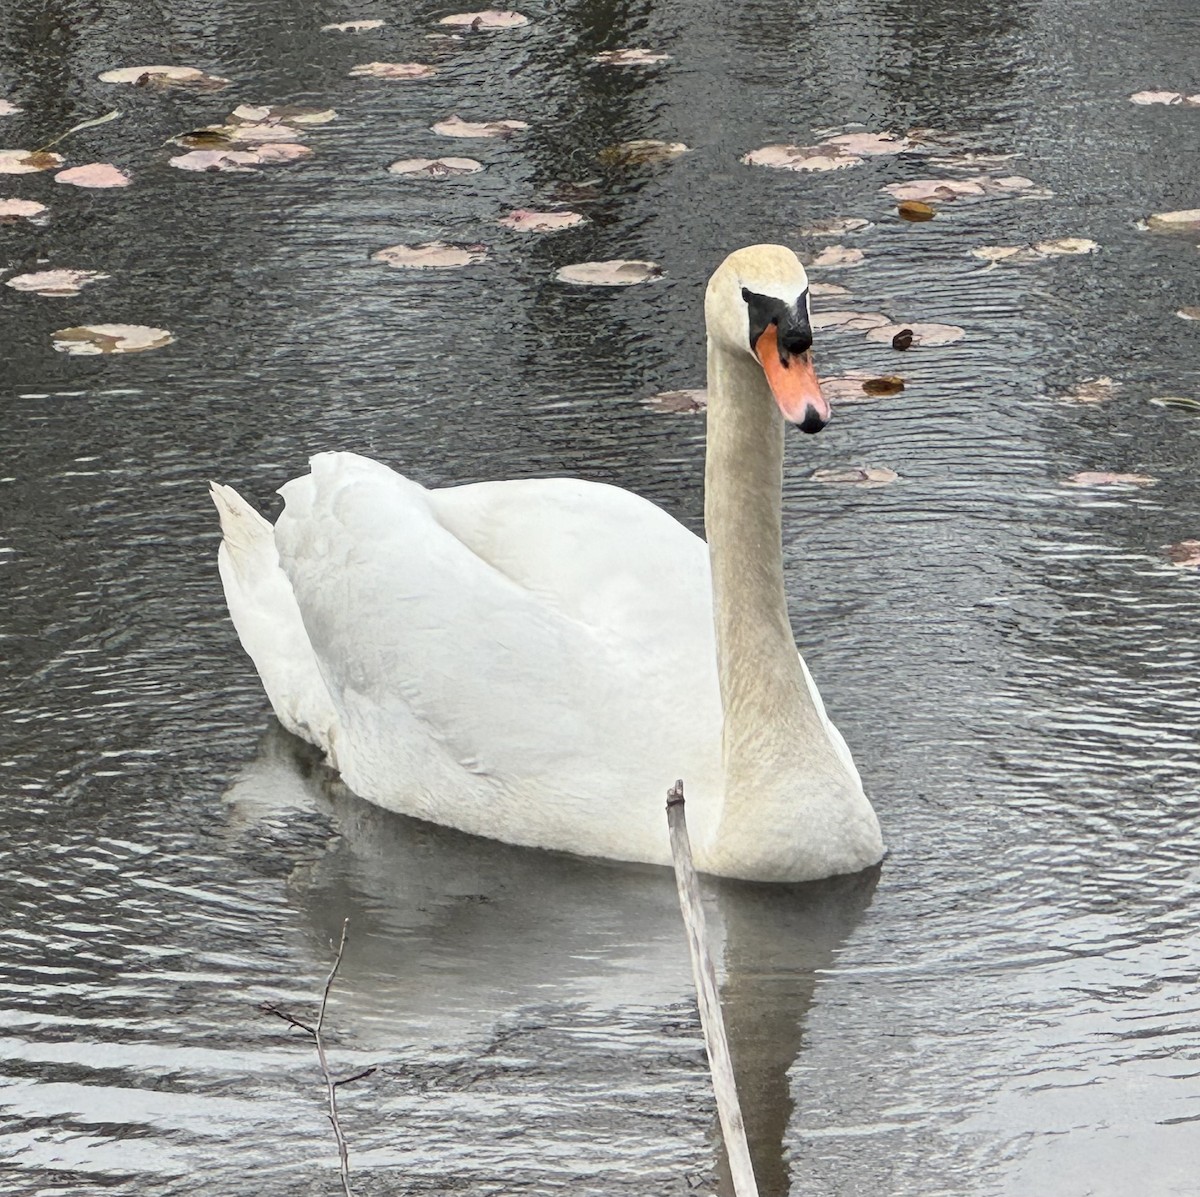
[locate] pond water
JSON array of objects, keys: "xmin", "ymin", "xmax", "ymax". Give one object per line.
[{"xmin": 2, "ymin": 0, "xmax": 1199, "ymax": 1194}]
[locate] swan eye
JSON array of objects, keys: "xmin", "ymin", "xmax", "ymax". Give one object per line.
[{"xmin": 742, "ymin": 286, "xmax": 812, "ymax": 357}]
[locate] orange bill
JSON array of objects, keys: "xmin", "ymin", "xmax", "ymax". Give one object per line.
[{"xmin": 754, "ymin": 324, "xmax": 830, "ymax": 433}]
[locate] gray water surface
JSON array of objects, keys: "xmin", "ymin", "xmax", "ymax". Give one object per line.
[{"xmin": 2, "ymin": 0, "xmax": 1199, "ymax": 1194}]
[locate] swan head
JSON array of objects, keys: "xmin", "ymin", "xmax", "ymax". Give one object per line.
[{"xmin": 705, "ymin": 244, "xmax": 828, "ymax": 433}]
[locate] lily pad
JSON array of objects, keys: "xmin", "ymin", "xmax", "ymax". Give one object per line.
[
  {"xmin": 168, "ymin": 149, "xmax": 263, "ymax": 173},
  {"xmin": 555, "ymin": 259, "xmax": 661, "ymax": 286},
  {"xmin": 810, "ymin": 310, "xmax": 890, "ymax": 332},
  {"xmin": 1129, "ymin": 90, "xmax": 1200, "ymax": 106},
  {"xmin": 742, "ymin": 144, "xmax": 863, "ymax": 172},
  {"xmin": 432, "ymin": 114, "xmax": 527, "ymax": 137},
  {"xmin": 52, "ymin": 324, "xmax": 174, "ymax": 354},
  {"xmin": 1058, "ymin": 377, "xmax": 1119, "ymax": 404},
  {"xmin": 350, "ymin": 62, "xmax": 437, "ymax": 79},
  {"xmin": 0, "ymin": 197, "xmax": 48, "ymax": 222},
  {"xmin": 822, "ymin": 131, "xmax": 912, "ymax": 156},
  {"xmin": 1177, "ymin": 306, "xmax": 1200, "ymax": 321},
  {"xmin": 884, "ymin": 174, "xmax": 1044, "ymax": 204},
  {"xmin": 372, "ymin": 241, "xmax": 488, "ymax": 268},
  {"xmin": 972, "ymin": 239, "xmax": 1097, "ymax": 264},
  {"xmin": 599, "ymin": 139, "xmax": 688, "ymax": 166},
  {"xmin": 0, "ymin": 150, "xmax": 64, "ymax": 174},
  {"xmin": 0, "ymin": 99, "xmax": 21, "ymax": 116},
  {"xmin": 1145, "ymin": 209, "xmax": 1200, "ymax": 233},
  {"xmin": 438, "ymin": 10, "xmax": 530, "ymax": 27},
  {"xmin": 1034, "ymin": 237, "xmax": 1098, "ymax": 255},
  {"xmin": 230, "ymin": 104, "xmax": 336, "ymax": 125},
  {"xmin": 388, "ymin": 156, "xmax": 483, "ymax": 177},
  {"xmin": 497, "ymin": 209, "xmax": 586, "ymax": 232},
  {"xmin": 55, "ymin": 163, "xmax": 131, "ymax": 188},
  {"xmin": 1061, "ymin": 471, "xmax": 1157, "ymax": 488},
  {"xmin": 98, "ymin": 65, "xmax": 229, "ymax": 90},
  {"xmin": 810, "ymin": 245, "xmax": 865, "ymax": 269},
  {"xmin": 321, "ymin": 19, "xmax": 385, "ymax": 32},
  {"xmin": 1164, "ymin": 540, "xmax": 1200, "ymax": 568},
  {"xmin": 799, "ymin": 217, "xmax": 872, "ymax": 236},
  {"xmin": 642, "ymin": 388, "xmax": 707, "ymax": 413},
  {"xmin": 6, "ymin": 268, "xmax": 109, "ymax": 296},
  {"xmin": 865, "ymin": 322, "xmax": 964, "ymax": 347},
  {"xmin": 591, "ymin": 48, "xmax": 671, "ymax": 66},
  {"xmin": 810, "ymin": 466, "xmax": 899, "ymax": 487}
]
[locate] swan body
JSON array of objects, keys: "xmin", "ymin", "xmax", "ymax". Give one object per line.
[{"xmin": 213, "ymin": 245, "xmax": 884, "ymax": 881}]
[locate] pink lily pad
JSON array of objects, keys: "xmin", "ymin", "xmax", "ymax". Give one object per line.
[
  {"xmin": 822, "ymin": 131, "xmax": 912, "ymax": 156},
  {"xmin": 321, "ymin": 19, "xmax": 385, "ymax": 32},
  {"xmin": 0, "ymin": 150, "xmax": 64, "ymax": 175},
  {"xmin": 1060, "ymin": 471, "xmax": 1158, "ymax": 489},
  {"xmin": 6, "ymin": 268, "xmax": 109, "ymax": 297},
  {"xmin": 52, "ymin": 324, "xmax": 174, "ymax": 354},
  {"xmin": 809, "ymin": 466, "xmax": 899, "ymax": 487},
  {"xmin": 1164, "ymin": 540, "xmax": 1200, "ymax": 568},
  {"xmin": 497, "ymin": 208, "xmax": 586, "ymax": 232},
  {"xmin": 0, "ymin": 99, "xmax": 21, "ymax": 116},
  {"xmin": 252, "ymin": 143, "xmax": 312, "ymax": 163},
  {"xmin": 229, "ymin": 104, "xmax": 336, "ymax": 125},
  {"xmin": 372, "ymin": 241, "xmax": 488, "ymax": 268},
  {"xmin": 819, "ymin": 371, "xmax": 889, "ymax": 403},
  {"xmin": 432, "ymin": 114, "xmax": 528, "ymax": 137},
  {"xmin": 168, "ymin": 149, "xmax": 262, "ymax": 173},
  {"xmin": 591, "ymin": 48, "xmax": 671, "ymax": 66},
  {"xmin": 55, "ymin": 163, "xmax": 131, "ymax": 188},
  {"xmin": 864, "ymin": 322, "xmax": 964, "ymax": 347},
  {"xmin": 555, "ymin": 259, "xmax": 662, "ymax": 286},
  {"xmin": 0, "ymin": 197, "xmax": 48, "ymax": 223},
  {"xmin": 810, "ymin": 310, "xmax": 890, "ymax": 332},
  {"xmin": 642, "ymin": 388, "xmax": 707, "ymax": 413},
  {"xmin": 1129, "ymin": 90, "xmax": 1200, "ymax": 106},
  {"xmin": 742, "ymin": 144, "xmax": 863, "ymax": 172},
  {"xmin": 1145, "ymin": 209, "xmax": 1200, "ymax": 233},
  {"xmin": 350, "ymin": 62, "xmax": 437, "ymax": 79},
  {"xmin": 438, "ymin": 11, "xmax": 530, "ymax": 28},
  {"xmin": 810, "ymin": 245, "xmax": 865, "ymax": 268},
  {"xmin": 98, "ymin": 65, "xmax": 229, "ymax": 90},
  {"xmin": 389, "ymin": 156, "xmax": 483, "ymax": 177}
]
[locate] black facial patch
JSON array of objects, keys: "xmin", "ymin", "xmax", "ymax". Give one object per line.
[{"xmin": 741, "ymin": 286, "xmax": 813, "ymax": 359}]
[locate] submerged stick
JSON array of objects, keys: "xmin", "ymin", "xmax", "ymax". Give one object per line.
[{"xmin": 666, "ymin": 781, "xmax": 760, "ymax": 1197}]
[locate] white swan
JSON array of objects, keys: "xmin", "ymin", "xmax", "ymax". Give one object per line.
[{"xmin": 212, "ymin": 245, "xmax": 884, "ymax": 882}]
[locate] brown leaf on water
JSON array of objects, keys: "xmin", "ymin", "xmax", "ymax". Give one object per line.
[
  {"xmin": 820, "ymin": 371, "xmax": 887, "ymax": 403},
  {"xmin": 372, "ymin": 241, "xmax": 488, "ymax": 268},
  {"xmin": 439, "ymin": 10, "xmax": 530, "ymax": 28},
  {"xmin": 388, "ymin": 156, "xmax": 483, "ymax": 177},
  {"xmin": 1145, "ymin": 209, "xmax": 1200, "ymax": 233},
  {"xmin": 6, "ymin": 268, "xmax": 109, "ymax": 297},
  {"xmin": 55, "ymin": 163, "xmax": 131, "ymax": 188},
  {"xmin": 898, "ymin": 200, "xmax": 935, "ymax": 221},
  {"xmin": 809, "ymin": 245, "xmax": 865, "ymax": 269},
  {"xmin": 497, "ymin": 208, "xmax": 586, "ymax": 232},
  {"xmin": 642, "ymin": 388, "xmax": 707, "ymax": 413},
  {"xmin": 555, "ymin": 259, "xmax": 661, "ymax": 286},
  {"xmin": 0, "ymin": 149, "xmax": 64, "ymax": 174},
  {"xmin": 1177, "ymin": 306, "xmax": 1200, "ymax": 321},
  {"xmin": 432, "ymin": 114, "xmax": 528, "ymax": 138},
  {"xmin": 98, "ymin": 65, "xmax": 229, "ymax": 90},
  {"xmin": 0, "ymin": 197, "xmax": 48, "ymax": 223},
  {"xmin": 321, "ymin": 19, "xmax": 386, "ymax": 32},
  {"xmin": 591, "ymin": 48, "xmax": 671, "ymax": 66},
  {"xmin": 865, "ymin": 322, "xmax": 964, "ymax": 347},
  {"xmin": 1164, "ymin": 540, "xmax": 1200, "ymax": 568},
  {"xmin": 860, "ymin": 376, "xmax": 905, "ymax": 396},
  {"xmin": 52, "ymin": 323, "xmax": 174, "ymax": 354},
  {"xmin": 809, "ymin": 466, "xmax": 899, "ymax": 486},
  {"xmin": 891, "ymin": 328, "xmax": 914, "ymax": 350},
  {"xmin": 350, "ymin": 62, "xmax": 438, "ymax": 79},
  {"xmin": 810, "ymin": 310, "xmax": 890, "ymax": 332},
  {"xmin": 1060, "ymin": 471, "xmax": 1158, "ymax": 488},
  {"xmin": 599, "ymin": 139, "xmax": 688, "ymax": 166}
]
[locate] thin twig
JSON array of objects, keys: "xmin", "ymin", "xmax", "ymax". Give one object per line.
[
  {"xmin": 666, "ymin": 780, "xmax": 760, "ymax": 1197},
  {"xmin": 316, "ymin": 919, "xmax": 355, "ymax": 1197}
]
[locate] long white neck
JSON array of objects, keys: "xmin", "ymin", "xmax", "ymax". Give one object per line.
[{"xmin": 703, "ymin": 339, "xmax": 860, "ymax": 878}]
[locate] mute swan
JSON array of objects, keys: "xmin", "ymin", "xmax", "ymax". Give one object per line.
[{"xmin": 212, "ymin": 244, "xmax": 884, "ymax": 882}]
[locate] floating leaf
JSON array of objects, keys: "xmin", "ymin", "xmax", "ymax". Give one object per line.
[
  {"xmin": 555, "ymin": 259, "xmax": 661, "ymax": 286},
  {"xmin": 972, "ymin": 239, "xmax": 1097, "ymax": 264},
  {"xmin": 6, "ymin": 268, "xmax": 109, "ymax": 296},
  {"xmin": 891, "ymin": 328, "xmax": 914, "ymax": 350},
  {"xmin": 0, "ymin": 149, "xmax": 64, "ymax": 174},
  {"xmin": 497, "ymin": 208, "xmax": 586, "ymax": 232},
  {"xmin": 809, "ymin": 281, "xmax": 850, "ymax": 296},
  {"xmin": 388, "ymin": 156, "xmax": 483, "ymax": 177},
  {"xmin": 865, "ymin": 322, "xmax": 964, "ymax": 347},
  {"xmin": 1164, "ymin": 540, "xmax": 1200, "ymax": 568},
  {"xmin": 168, "ymin": 149, "xmax": 263, "ymax": 172},
  {"xmin": 230, "ymin": 104, "xmax": 336, "ymax": 125},
  {"xmin": 0, "ymin": 197, "xmax": 48, "ymax": 222},
  {"xmin": 810, "ymin": 245, "xmax": 865, "ymax": 268},
  {"xmin": 1034, "ymin": 237, "xmax": 1098, "ymax": 255},
  {"xmin": 1145, "ymin": 209, "xmax": 1200, "ymax": 233},
  {"xmin": 215, "ymin": 122, "xmax": 304, "ymax": 143},
  {"xmin": 1129, "ymin": 90, "xmax": 1200, "ymax": 106},
  {"xmin": 372, "ymin": 241, "xmax": 488, "ymax": 268},
  {"xmin": 252, "ymin": 143, "xmax": 312, "ymax": 163},
  {"xmin": 810, "ymin": 310, "xmax": 890, "ymax": 332},
  {"xmin": 970, "ymin": 245, "xmax": 1029, "ymax": 263},
  {"xmin": 438, "ymin": 10, "xmax": 530, "ymax": 27},
  {"xmin": 55, "ymin": 162, "xmax": 131, "ymax": 188},
  {"xmin": 1177, "ymin": 306, "xmax": 1200, "ymax": 321},
  {"xmin": 742, "ymin": 144, "xmax": 863, "ymax": 172},
  {"xmin": 642, "ymin": 388, "xmax": 706, "ymax": 413},
  {"xmin": 820, "ymin": 372, "xmax": 888, "ymax": 403},
  {"xmin": 52, "ymin": 324, "xmax": 174, "ymax": 354},
  {"xmin": 321, "ymin": 19, "xmax": 385, "ymax": 32},
  {"xmin": 926, "ymin": 151, "xmax": 1021, "ymax": 168},
  {"xmin": 432, "ymin": 114, "xmax": 527, "ymax": 137},
  {"xmin": 599, "ymin": 138, "xmax": 689, "ymax": 166},
  {"xmin": 1058, "ymin": 377, "xmax": 1119, "ymax": 404},
  {"xmin": 799, "ymin": 217, "xmax": 872, "ymax": 236},
  {"xmin": 898, "ymin": 200, "xmax": 935, "ymax": 221},
  {"xmin": 1061, "ymin": 471, "xmax": 1157, "ymax": 488},
  {"xmin": 0, "ymin": 98, "xmax": 21, "ymax": 116},
  {"xmin": 884, "ymin": 174, "xmax": 1045, "ymax": 204},
  {"xmin": 1149, "ymin": 395, "xmax": 1200, "ymax": 411},
  {"xmin": 591, "ymin": 48, "xmax": 671, "ymax": 66},
  {"xmin": 822, "ymin": 131, "xmax": 912, "ymax": 156},
  {"xmin": 860, "ymin": 377, "xmax": 905, "ymax": 396},
  {"xmin": 350, "ymin": 61, "xmax": 437, "ymax": 79},
  {"xmin": 98, "ymin": 65, "xmax": 229, "ymax": 90},
  {"xmin": 810, "ymin": 466, "xmax": 899, "ymax": 486}
]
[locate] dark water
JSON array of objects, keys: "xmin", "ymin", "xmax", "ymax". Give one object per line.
[{"xmin": 2, "ymin": 0, "xmax": 1199, "ymax": 1193}]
